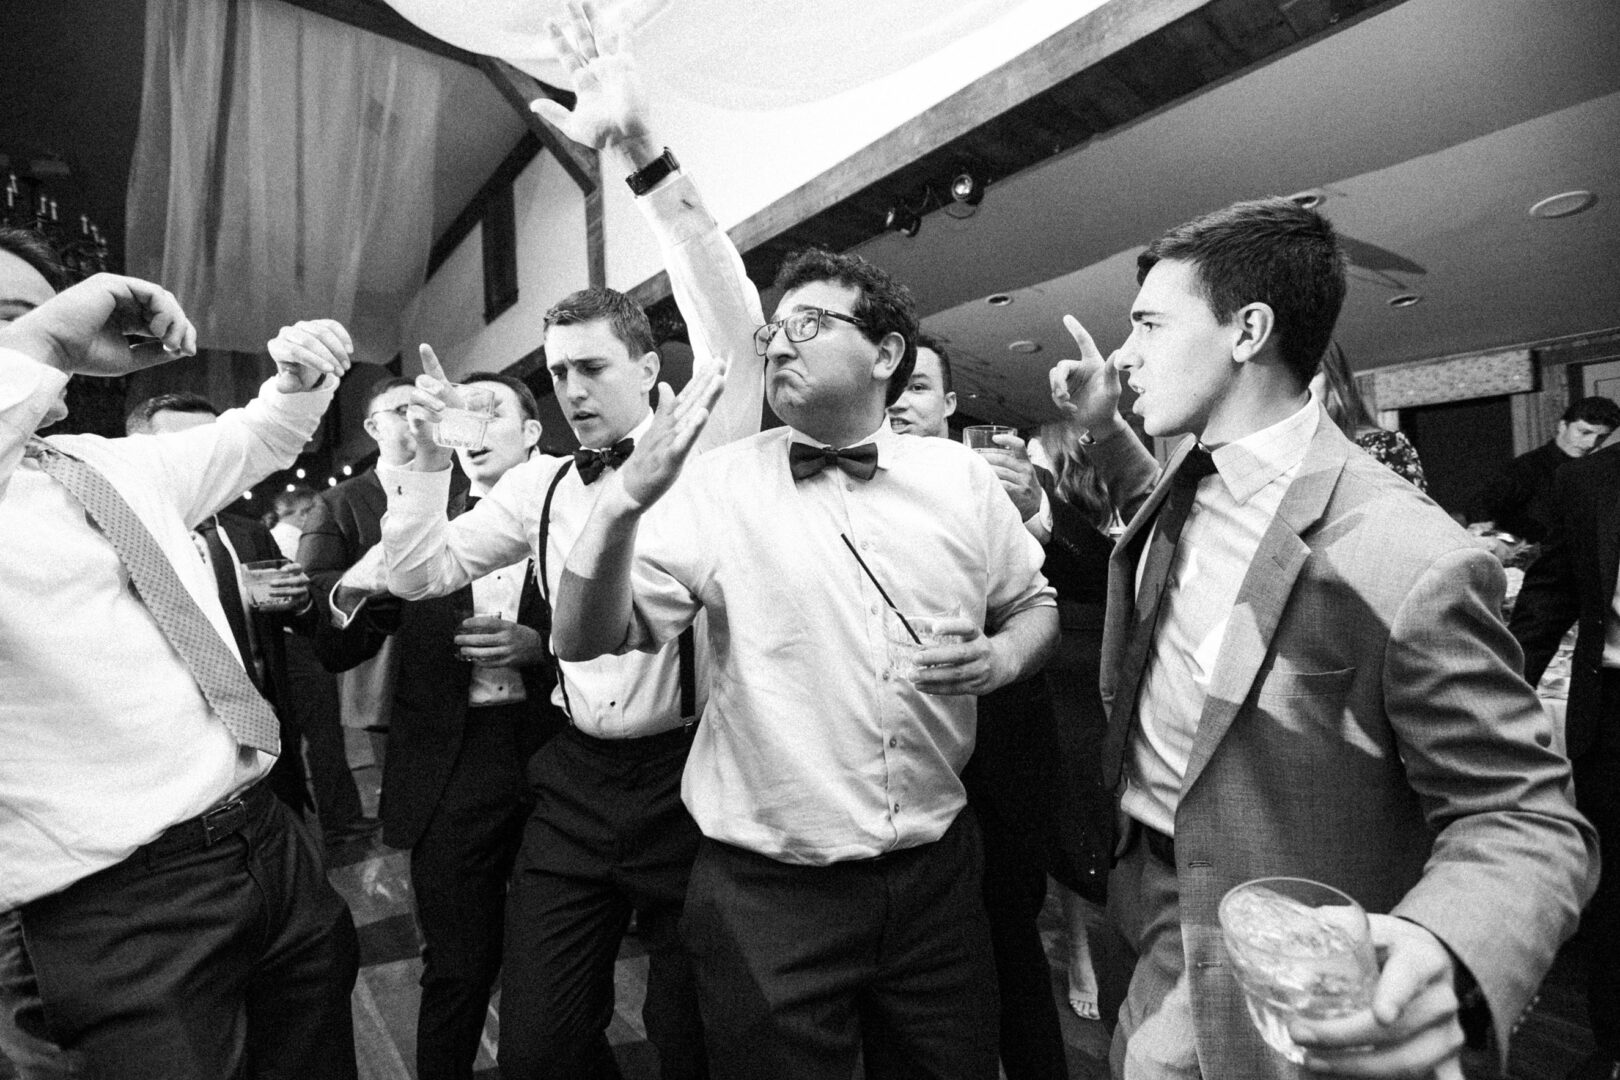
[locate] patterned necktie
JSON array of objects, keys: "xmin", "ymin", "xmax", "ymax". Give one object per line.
[
  {"xmin": 788, "ymin": 441, "xmax": 879, "ymax": 482},
  {"xmin": 1101, "ymin": 446, "xmax": 1218, "ymax": 789},
  {"xmin": 573, "ymin": 438, "xmax": 635, "ymax": 485},
  {"xmin": 25, "ymin": 440, "xmax": 281, "ymax": 755}
]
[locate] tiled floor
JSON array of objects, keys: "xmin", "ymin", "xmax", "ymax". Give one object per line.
[
  {"xmin": 326, "ymin": 727, "xmax": 1596, "ymax": 1080},
  {"xmin": 0, "ymin": 729, "xmax": 1596, "ymax": 1079}
]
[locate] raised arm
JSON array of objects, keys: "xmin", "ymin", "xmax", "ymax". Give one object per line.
[
  {"xmin": 1, "ymin": 273, "xmax": 198, "ymax": 496},
  {"xmin": 378, "ymin": 344, "xmax": 536, "ymax": 600},
  {"xmin": 1049, "ymin": 313, "xmax": 1158, "ymax": 522},
  {"xmin": 553, "ymin": 365, "xmax": 724, "ymax": 661},
  {"xmin": 534, "ymin": 0, "xmax": 765, "ymax": 450}
]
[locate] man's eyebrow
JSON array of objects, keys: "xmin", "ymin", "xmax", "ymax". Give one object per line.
[{"xmin": 1130, "ymin": 308, "xmax": 1162, "ymax": 322}]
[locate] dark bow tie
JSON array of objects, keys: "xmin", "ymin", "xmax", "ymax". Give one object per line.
[
  {"xmin": 573, "ymin": 438, "xmax": 635, "ymax": 485},
  {"xmin": 788, "ymin": 441, "xmax": 879, "ymax": 482}
]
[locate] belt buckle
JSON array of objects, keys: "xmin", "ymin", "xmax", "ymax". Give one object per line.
[{"xmin": 199, "ymin": 797, "xmax": 247, "ymax": 845}]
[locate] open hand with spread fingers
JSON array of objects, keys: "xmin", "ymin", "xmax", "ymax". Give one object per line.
[
  {"xmin": 614, "ymin": 358, "xmax": 728, "ymax": 512},
  {"xmin": 530, "ymin": 0, "xmax": 652, "ymax": 157}
]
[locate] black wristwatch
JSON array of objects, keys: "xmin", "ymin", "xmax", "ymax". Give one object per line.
[{"xmin": 625, "ymin": 147, "xmax": 679, "ymax": 197}]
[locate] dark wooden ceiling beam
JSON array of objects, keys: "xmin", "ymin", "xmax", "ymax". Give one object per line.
[
  {"xmin": 277, "ymin": 0, "xmax": 485, "ymax": 66},
  {"xmin": 478, "ymin": 57, "xmax": 598, "ymax": 196}
]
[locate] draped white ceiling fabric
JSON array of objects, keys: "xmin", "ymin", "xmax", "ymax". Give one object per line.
[
  {"xmin": 381, "ymin": 0, "xmax": 1028, "ymax": 110},
  {"xmin": 126, "ymin": 0, "xmax": 443, "ymax": 364}
]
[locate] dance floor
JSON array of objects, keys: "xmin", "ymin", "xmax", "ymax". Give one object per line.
[{"xmin": 0, "ymin": 730, "xmax": 1595, "ymax": 1079}]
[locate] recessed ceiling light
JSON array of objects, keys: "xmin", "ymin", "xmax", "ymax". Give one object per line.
[
  {"xmin": 1287, "ymin": 189, "xmax": 1326, "ymax": 209},
  {"xmin": 1529, "ymin": 190, "xmax": 1597, "ymax": 219},
  {"xmin": 987, "ymin": 294, "xmax": 1013, "ymax": 307},
  {"xmin": 1007, "ymin": 340, "xmax": 1042, "ymax": 353},
  {"xmin": 1388, "ymin": 293, "xmax": 1422, "ymax": 308}
]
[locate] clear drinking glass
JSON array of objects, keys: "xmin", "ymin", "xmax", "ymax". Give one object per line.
[
  {"xmin": 884, "ymin": 607, "xmax": 966, "ymax": 683},
  {"xmin": 241, "ymin": 558, "xmax": 299, "ymax": 612},
  {"xmin": 1218, "ymin": 877, "xmax": 1379, "ymax": 1064},
  {"xmin": 432, "ymin": 385, "xmax": 496, "ymax": 452},
  {"xmin": 962, "ymin": 424, "xmax": 1017, "ymax": 452}
]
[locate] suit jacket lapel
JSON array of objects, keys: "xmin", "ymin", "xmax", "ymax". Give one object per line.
[{"xmin": 1180, "ymin": 416, "xmax": 1347, "ymax": 799}]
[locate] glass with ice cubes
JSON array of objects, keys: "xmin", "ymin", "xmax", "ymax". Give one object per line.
[{"xmin": 1218, "ymin": 877, "xmax": 1378, "ymax": 1064}]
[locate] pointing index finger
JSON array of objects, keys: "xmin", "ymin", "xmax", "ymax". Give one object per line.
[
  {"xmin": 1063, "ymin": 314, "xmax": 1102, "ymax": 361},
  {"xmin": 419, "ymin": 343, "xmax": 449, "ymax": 384}
]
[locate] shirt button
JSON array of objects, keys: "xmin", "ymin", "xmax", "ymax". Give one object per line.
[
  {"xmin": 892, "ymin": 803, "xmax": 901, "ymax": 814},
  {"xmin": 870, "ymin": 603, "xmax": 880, "ymax": 615},
  {"xmin": 888, "ymin": 737, "xmax": 897, "ymax": 748},
  {"xmin": 881, "ymin": 670, "xmax": 891, "ymax": 682},
  {"xmin": 846, "ymin": 482, "xmax": 855, "ymax": 492}
]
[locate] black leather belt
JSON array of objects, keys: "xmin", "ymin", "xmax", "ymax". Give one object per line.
[{"xmin": 142, "ymin": 782, "xmax": 269, "ymax": 860}]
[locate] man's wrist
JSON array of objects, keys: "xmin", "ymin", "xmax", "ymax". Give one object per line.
[
  {"xmin": 0, "ymin": 325, "xmax": 71, "ymax": 374},
  {"xmin": 623, "ymin": 145, "xmax": 678, "ymax": 196},
  {"xmin": 1081, "ymin": 414, "xmax": 1132, "ymax": 447},
  {"xmin": 615, "ymin": 133, "xmax": 663, "ymax": 171}
]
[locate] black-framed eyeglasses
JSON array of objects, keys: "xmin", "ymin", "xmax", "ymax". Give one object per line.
[
  {"xmin": 369, "ymin": 404, "xmax": 411, "ymax": 420},
  {"xmin": 753, "ymin": 307, "xmax": 866, "ymax": 356}
]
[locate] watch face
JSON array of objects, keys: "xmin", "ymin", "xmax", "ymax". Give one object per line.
[{"xmin": 627, "ymin": 150, "xmax": 677, "ymax": 196}]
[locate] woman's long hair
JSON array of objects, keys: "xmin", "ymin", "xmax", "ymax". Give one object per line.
[
  {"xmin": 1036, "ymin": 421, "xmax": 1112, "ymax": 531},
  {"xmin": 1318, "ymin": 341, "xmax": 1378, "ymax": 438}
]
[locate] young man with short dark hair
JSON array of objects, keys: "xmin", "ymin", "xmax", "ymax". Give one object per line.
[{"xmin": 1051, "ymin": 196, "xmax": 1595, "ymax": 1079}]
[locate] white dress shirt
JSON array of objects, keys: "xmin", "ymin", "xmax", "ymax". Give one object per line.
[
  {"xmin": 620, "ymin": 421, "xmax": 1055, "ymax": 866},
  {"xmin": 0, "ymin": 349, "xmax": 333, "ymax": 907},
  {"xmin": 1122, "ymin": 394, "xmax": 1318, "ymax": 836},
  {"xmin": 380, "ymin": 166, "xmax": 764, "ymax": 739},
  {"xmin": 466, "ymin": 558, "xmax": 529, "ymax": 706}
]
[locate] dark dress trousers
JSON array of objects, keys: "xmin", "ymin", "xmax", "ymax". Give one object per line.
[
  {"xmin": 1510, "ymin": 443, "xmax": 1620, "ymax": 1058},
  {"xmin": 299, "ymin": 468, "xmax": 565, "ymax": 1080}
]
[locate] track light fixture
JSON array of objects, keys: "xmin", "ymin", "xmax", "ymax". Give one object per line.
[
  {"xmin": 949, "ymin": 169, "xmax": 985, "ymax": 207},
  {"xmin": 884, "ymin": 204, "xmax": 922, "ymax": 237}
]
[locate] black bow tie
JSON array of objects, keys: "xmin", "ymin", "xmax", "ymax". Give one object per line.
[
  {"xmin": 1173, "ymin": 446, "xmax": 1218, "ymax": 489},
  {"xmin": 788, "ymin": 441, "xmax": 879, "ymax": 482},
  {"xmin": 574, "ymin": 438, "xmax": 635, "ymax": 485}
]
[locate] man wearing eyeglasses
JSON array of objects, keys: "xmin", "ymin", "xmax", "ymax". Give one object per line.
[
  {"xmin": 538, "ymin": 19, "xmax": 1055, "ymax": 1078},
  {"xmin": 372, "ymin": 16, "xmax": 764, "ymax": 1079}
]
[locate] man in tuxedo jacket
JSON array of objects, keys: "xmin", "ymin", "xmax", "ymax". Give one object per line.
[
  {"xmin": 1511, "ymin": 442, "xmax": 1620, "ymax": 1080},
  {"xmin": 302, "ymin": 373, "xmax": 564, "ymax": 1080},
  {"xmin": 1049, "ymin": 197, "xmax": 1595, "ymax": 1079}
]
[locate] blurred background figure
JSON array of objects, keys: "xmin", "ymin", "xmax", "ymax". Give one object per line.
[
  {"xmin": 1312, "ymin": 342, "xmax": 1426, "ymax": 491},
  {"xmin": 1468, "ymin": 395, "xmax": 1620, "ymax": 543},
  {"xmin": 272, "ymin": 483, "xmax": 319, "ymax": 560}
]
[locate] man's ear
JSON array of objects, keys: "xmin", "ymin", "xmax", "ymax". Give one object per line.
[
  {"xmin": 1230, "ymin": 302, "xmax": 1276, "ymax": 366},
  {"xmin": 638, "ymin": 350, "xmax": 661, "ymax": 393},
  {"xmin": 871, "ymin": 332, "xmax": 906, "ymax": 383},
  {"xmin": 521, "ymin": 418, "xmax": 542, "ymax": 453},
  {"xmin": 362, "ymin": 415, "xmax": 382, "ymax": 443},
  {"xmin": 943, "ymin": 391, "xmax": 958, "ymax": 420}
]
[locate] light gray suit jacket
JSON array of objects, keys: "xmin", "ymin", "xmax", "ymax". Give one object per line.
[{"xmin": 1091, "ymin": 410, "xmax": 1597, "ymax": 1076}]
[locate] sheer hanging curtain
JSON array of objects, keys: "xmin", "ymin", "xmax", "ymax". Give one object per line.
[{"xmin": 126, "ymin": 0, "xmax": 443, "ymax": 366}]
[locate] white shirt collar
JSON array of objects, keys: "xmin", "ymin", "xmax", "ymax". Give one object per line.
[{"xmin": 1207, "ymin": 392, "xmax": 1320, "ymax": 506}]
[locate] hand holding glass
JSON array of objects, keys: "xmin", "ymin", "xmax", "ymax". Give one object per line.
[
  {"xmin": 963, "ymin": 425, "xmax": 1017, "ymax": 453},
  {"xmin": 1218, "ymin": 877, "xmax": 1379, "ymax": 1065},
  {"xmin": 884, "ymin": 606, "xmax": 968, "ymax": 683},
  {"xmin": 432, "ymin": 385, "xmax": 496, "ymax": 452},
  {"xmin": 242, "ymin": 558, "xmax": 304, "ymax": 612}
]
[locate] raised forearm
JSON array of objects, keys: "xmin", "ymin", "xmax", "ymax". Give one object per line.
[{"xmin": 553, "ymin": 479, "xmax": 646, "ymax": 662}]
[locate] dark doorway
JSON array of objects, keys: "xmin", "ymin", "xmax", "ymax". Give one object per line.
[{"xmin": 1400, "ymin": 394, "xmax": 1514, "ymax": 521}]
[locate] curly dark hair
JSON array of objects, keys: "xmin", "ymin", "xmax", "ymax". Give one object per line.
[
  {"xmin": 1138, "ymin": 197, "xmax": 1346, "ymax": 388},
  {"xmin": 772, "ymin": 248, "xmax": 918, "ymax": 406}
]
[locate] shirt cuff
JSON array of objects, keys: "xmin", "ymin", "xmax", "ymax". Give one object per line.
[
  {"xmin": 327, "ymin": 580, "xmax": 369, "ymax": 630},
  {"xmin": 377, "ymin": 461, "xmax": 452, "ymax": 512},
  {"xmin": 634, "ymin": 171, "xmax": 709, "ymax": 247}
]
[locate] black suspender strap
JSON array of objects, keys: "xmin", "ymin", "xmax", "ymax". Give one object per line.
[
  {"xmin": 678, "ymin": 626, "xmax": 696, "ymax": 721},
  {"xmin": 536, "ymin": 458, "xmax": 700, "ymax": 728},
  {"xmin": 537, "ymin": 459, "xmax": 575, "ymax": 722}
]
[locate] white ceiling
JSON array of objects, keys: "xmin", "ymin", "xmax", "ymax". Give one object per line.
[{"xmin": 850, "ymin": 0, "xmax": 1620, "ymax": 426}]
